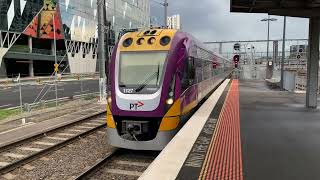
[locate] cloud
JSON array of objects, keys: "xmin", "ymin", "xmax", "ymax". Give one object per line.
[{"xmin": 150, "ymin": 0, "xmax": 309, "ymax": 43}]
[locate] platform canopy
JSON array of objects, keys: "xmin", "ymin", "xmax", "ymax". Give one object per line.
[{"xmin": 230, "ymin": 0, "xmax": 320, "ymax": 17}]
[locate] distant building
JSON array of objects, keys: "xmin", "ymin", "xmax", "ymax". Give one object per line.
[
  {"xmin": 167, "ymin": 14, "xmax": 181, "ymax": 30},
  {"xmin": 0, "ymin": 0, "xmax": 150, "ymax": 78}
]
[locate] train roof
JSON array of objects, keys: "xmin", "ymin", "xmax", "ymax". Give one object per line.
[{"xmin": 119, "ymin": 29, "xmax": 231, "ymax": 62}]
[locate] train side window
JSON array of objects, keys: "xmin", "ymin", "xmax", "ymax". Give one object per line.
[
  {"xmin": 181, "ymin": 57, "xmax": 195, "ymax": 91},
  {"xmin": 181, "ymin": 61, "xmax": 189, "ymax": 91},
  {"xmin": 188, "ymin": 57, "xmax": 195, "ymax": 83}
]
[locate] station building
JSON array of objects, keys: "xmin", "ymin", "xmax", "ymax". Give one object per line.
[{"xmin": 0, "ymin": 0, "xmax": 150, "ymax": 78}]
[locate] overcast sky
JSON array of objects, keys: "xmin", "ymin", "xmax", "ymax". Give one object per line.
[{"xmin": 150, "ymin": 0, "xmax": 309, "ymax": 47}]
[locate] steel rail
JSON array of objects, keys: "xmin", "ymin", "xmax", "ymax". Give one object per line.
[
  {"xmin": 0, "ymin": 109, "xmax": 106, "ymax": 152},
  {"xmin": 0, "ymin": 121, "xmax": 107, "ymax": 175},
  {"xmin": 74, "ymin": 149, "xmax": 119, "ymax": 180}
]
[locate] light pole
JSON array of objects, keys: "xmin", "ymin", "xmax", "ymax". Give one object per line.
[
  {"xmin": 281, "ymin": 16, "xmax": 287, "ymax": 90},
  {"xmin": 53, "ymin": 14, "xmax": 58, "ymax": 108},
  {"xmin": 164, "ymin": 0, "xmax": 168, "ymax": 27},
  {"xmin": 97, "ymin": 0, "xmax": 108, "ymax": 102},
  {"xmin": 261, "ymin": 15, "xmax": 277, "ymax": 79},
  {"xmin": 152, "ymin": 0, "xmax": 169, "ymax": 27},
  {"xmin": 261, "ymin": 16, "xmax": 278, "ymax": 63}
]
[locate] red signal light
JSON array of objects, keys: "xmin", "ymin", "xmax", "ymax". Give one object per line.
[
  {"xmin": 233, "ymin": 55, "xmax": 240, "ymax": 63},
  {"xmin": 212, "ymin": 61, "xmax": 218, "ymax": 69}
]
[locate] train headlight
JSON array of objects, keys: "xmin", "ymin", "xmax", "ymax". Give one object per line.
[
  {"xmin": 137, "ymin": 38, "xmax": 145, "ymax": 45},
  {"xmin": 107, "ymin": 96, "xmax": 112, "ymax": 104},
  {"xmin": 123, "ymin": 38, "xmax": 133, "ymax": 47},
  {"xmin": 160, "ymin": 36, "xmax": 171, "ymax": 46},
  {"xmin": 166, "ymin": 98, "xmax": 174, "ymax": 105},
  {"xmin": 148, "ymin": 37, "xmax": 156, "ymax": 45}
]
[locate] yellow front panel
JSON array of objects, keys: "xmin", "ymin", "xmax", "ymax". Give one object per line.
[
  {"xmin": 119, "ymin": 29, "xmax": 177, "ymax": 52},
  {"xmin": 159, "ymin": 99, "xmax": 181, "ymax": 131},
  {"xmin": 159, "ymin": 116, "xmax": 180, "ymax": 131},
  {"xmin": 106, "ymin": 104, "xmax": 116, "ymax": 129}
]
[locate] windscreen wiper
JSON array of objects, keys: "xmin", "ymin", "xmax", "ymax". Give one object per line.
[
  {"xmin": 136, "ymin": 64, "xmax": 161, "ymax": 93},
  {"xmin": 135, "ymin": 72, "xmax": 158, "ymax": 92}
]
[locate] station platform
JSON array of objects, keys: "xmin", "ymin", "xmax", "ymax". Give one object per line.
[{"xmin": 140, "ymin": 79, "xmax": 320, "ymax": 180}]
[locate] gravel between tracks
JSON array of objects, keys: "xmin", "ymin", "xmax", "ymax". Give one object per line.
[
  {"xmin": 88, "ymin": 150, "xmax": 159, "ymax": 180},
  {"xmin": 0, "ymin": 99, "xmax": 99, "ymax": 133},
  {"xmin": 5, "ymin": 129, "xmax": 114, "ymax": 180}
]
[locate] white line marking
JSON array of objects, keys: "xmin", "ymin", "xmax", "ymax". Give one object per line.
[
  {"xmin": 46, "ymin": 136, "xmax": 68, "ymax": 141},
  {"xmin": 3, "ymin": 153, "xmax": 26, "ymax": 159},
  {"xmin": 18, "ymin": 147, "xmax": 43, "ymax": 152},
  {"xmin": 106, "ymin": 169, "xmax": 142, "ymax": 177},
  {"xmin": 0, "ymin": 104, "xmax": 12, "ymax": 108},
  {"xmin": 33, "ymin": 141, "xmax": 55, "ymax": 146},
  {"xmin": 0, "ymin": 122, "xmax": 35, "ymax": 135},
  {"xmin": 116, "ymin": 160, "xmax": 149, "ymax": 167}
]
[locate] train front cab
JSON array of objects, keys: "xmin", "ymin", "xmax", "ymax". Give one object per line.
[
  {"xmin": 106, "ymin": 29, "xmax": 183, "ymax": 151},
  {"xmin": 106, "ymin": 29, "xmax": 232, "ymax": 151}
]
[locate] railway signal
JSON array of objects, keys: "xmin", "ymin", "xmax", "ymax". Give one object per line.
[
  {"xmin": 212, "ymin": 61, "xmax": 218, "ymax": 69},
  {"xmin": 297, "ymin": 54, "xmax": 301, "ymax": 59},
  {"xmin": 233, "ymin": 54, "xmax": 240, "ymax": 68},
  {"xmin": 296, "ymin": 48, "xmax": 304, "ymax": 60},
  {"xmin": 234, "ymin": 43, "xmax": 241, "ymax": 51}
]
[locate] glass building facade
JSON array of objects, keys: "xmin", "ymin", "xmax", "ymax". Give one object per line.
[
  {"xmin": 0, "ymin": 0, "xmax": 150, "ymax": 77},
  {"xmin": 59, "ymin": 0, "xmax": 150, "ymax": 42}
]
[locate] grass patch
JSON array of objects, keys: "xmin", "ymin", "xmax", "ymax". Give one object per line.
[
  {"xmin": 84, "ymin": 94, "xmax": 97, "ymax": 101},
  {"xmin": 45, "ymin": 102, "xmax": 60, "ymax": 108},
  {"xmin": 0, "ymin": 109, "xmax": 20, "ymax": 121}
]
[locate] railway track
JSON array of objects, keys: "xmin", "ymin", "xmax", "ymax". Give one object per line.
[
  {"xmin": 75, "ymin": 149, "xmax": 159, "ymax": 180},
  {"xmin": 0, "ymin": 107, "xmax": 107, "ymax": 175}
]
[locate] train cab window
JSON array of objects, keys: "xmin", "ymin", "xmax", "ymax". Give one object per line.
[
  {"xmin": 119, "ymin": 51, "xmax": 168, "ymax": 94},
  {"xmin": 181, "ymin": 57, "xmax": 195, "ymax": 91}
]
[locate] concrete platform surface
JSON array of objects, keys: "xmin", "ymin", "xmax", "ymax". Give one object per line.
[
  {"xmin": 141, "ymin": 79, "xmax": 320, "ymax": 180},
  {"xmin": 240, "ymin": 80, "xmax": 320, "ymax": 180}
]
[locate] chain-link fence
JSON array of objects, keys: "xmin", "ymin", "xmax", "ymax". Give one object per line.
[{"xmin": 205, "ymin": 39, "xmax": 320, "ymax": 93}]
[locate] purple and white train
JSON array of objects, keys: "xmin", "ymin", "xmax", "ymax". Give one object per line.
[{"xmin": 106, "ymin": 29, "xmax": 233, "ymax": 150}]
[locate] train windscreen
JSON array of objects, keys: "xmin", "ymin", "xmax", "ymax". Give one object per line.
[{"xmin": 119, "ymin": 51, "xmax": 168, "ymax": 94}]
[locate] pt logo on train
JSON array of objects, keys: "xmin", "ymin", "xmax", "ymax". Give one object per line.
[{"xmin": 129, "ymin": 101, "xmax": 145, "ymax": 110}]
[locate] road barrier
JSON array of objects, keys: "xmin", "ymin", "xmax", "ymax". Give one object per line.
[{"xmin": 0, "ymin": 73, "xmax": 99, "ymax": 87}]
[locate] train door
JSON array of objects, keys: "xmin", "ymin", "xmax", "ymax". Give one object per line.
[{"xmin": 181, "ymin": 57, "xmax": 197, "ymax": 116}]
